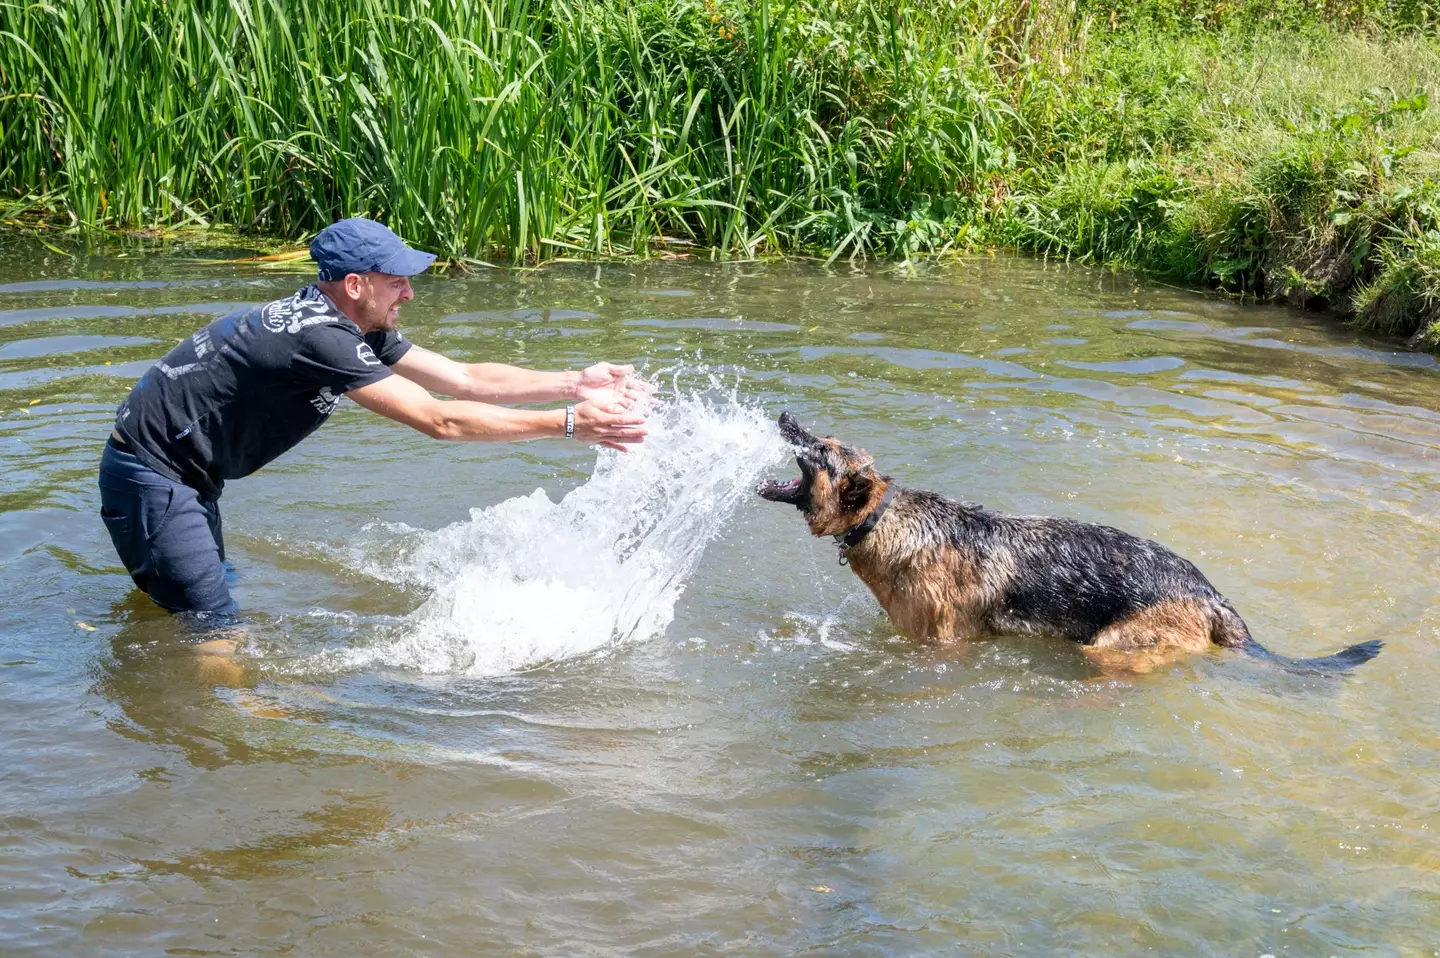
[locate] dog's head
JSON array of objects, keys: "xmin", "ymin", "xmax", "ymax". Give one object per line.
[{"xmin": 758, "ymin": 412, "xmax": 887, "ymax": 537}]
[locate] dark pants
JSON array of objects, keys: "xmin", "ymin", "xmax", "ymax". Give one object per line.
[{"xmin": 98, "ymin": 438, "xmax": 236, "ymax": 615}]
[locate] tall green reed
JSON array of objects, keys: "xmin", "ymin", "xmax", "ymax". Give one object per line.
[
  {"xmin": 0, "ymin": 0, "xmax": 1026, "ymax": 261},
  {"xmin": 5, "ymin": 0, "xmax": 1440, "ymax": 344}
]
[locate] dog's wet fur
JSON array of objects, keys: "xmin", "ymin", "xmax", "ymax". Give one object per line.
[{"xmin": 759, "ymin": 412, "xmax": 1382, "ymax": 675}]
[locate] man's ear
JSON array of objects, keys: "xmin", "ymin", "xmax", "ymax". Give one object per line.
[{"xmin": 342, "ymin": 272, "xmax": 365, "ymax": 301}]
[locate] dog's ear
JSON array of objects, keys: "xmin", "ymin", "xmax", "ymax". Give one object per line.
[{"xmin": 840, "ymin": 468, "xmax": 874, "ymax": 513}]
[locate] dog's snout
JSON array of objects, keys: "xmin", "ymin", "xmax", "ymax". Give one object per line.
[{"xmin": 776, "ymin": 410, "xmax": 809, "ymax": 446}]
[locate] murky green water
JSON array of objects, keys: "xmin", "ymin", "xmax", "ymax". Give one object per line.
[{"xmin": 2, "ymin": 238, "xmax": 1438, "ymax": 955}]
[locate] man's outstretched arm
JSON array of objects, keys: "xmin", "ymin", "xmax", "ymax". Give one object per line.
[
  {"xmin": 391, "ymin": 345, "xmax": 647, "ymax": 406},
  {"xmin": 348, "ymin": 373, "xmax": 648, "ymax": 451}
]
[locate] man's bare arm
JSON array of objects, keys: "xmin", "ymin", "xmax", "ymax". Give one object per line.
[
  {"xmin": 391, "ymin": 345, "xmax": 579, "ymax": 403},
  {"xmin": 347, "ymin": 373, "xmax": 647, "ymax": 449},
  {"xmin": 392, "ymin": 345, "xmax": 651, "ymax": 409}
]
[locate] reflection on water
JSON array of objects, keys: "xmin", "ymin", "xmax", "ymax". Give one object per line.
[{"xmin": 1, "ymin": 239, "xmax": 1438, "ymax": 954}]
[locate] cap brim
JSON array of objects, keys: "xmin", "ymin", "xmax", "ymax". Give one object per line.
[{"xmin": 375, "ymin": 246, "xmax": 437, "ymax": 277}]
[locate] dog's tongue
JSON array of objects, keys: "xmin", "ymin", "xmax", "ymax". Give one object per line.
[{"xmin": 757, "ymin": 475, "xmax": 803, "ymax": 501}]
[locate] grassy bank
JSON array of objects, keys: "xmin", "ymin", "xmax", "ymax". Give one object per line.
[{"xmin": 3, "ymin": 1, "xmax": 1440, "ymax": 346}]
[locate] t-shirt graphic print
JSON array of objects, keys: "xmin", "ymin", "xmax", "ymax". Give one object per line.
[{"xmin": 115, "ymin": 285, "xmax": 412, "ymax": 498}]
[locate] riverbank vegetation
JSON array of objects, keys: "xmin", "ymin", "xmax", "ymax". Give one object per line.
[{"xmin": 3, "ymin": 0, "xmax": 1440, "ymax": 345}]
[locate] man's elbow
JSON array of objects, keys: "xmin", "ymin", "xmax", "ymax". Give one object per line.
[
  {"xmin": 458, "ymin": 368, "xmax": 485, "ymax": 403},
  {"xmin": 428, "ymin": 416, "xmax": 468, "ymax": 441},
  {"xmin": 411, "ymin": 409, "xmax": 463, "ymax": 441}
]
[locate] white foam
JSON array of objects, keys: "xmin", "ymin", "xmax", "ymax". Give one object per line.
[
  {"xmin": 321, "ymin": 379, "xmax": 788, "ymax": 675},
  {"xmin": 753, "ymin": 611, "xmax": 860, "ymax": 652}
]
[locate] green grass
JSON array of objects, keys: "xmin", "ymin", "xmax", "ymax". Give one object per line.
[{"xmin": 3, "ymin": 0, "xmax": 1440, "ymax": 344}]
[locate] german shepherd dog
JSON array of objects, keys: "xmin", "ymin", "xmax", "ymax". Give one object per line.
[{"xmin": 758, "ymin": 413, "xmax": 1382, "ymax": 675}]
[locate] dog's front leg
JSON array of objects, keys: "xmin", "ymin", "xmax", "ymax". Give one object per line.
[
  {"xmin": 922, "ymin": 607, "xmax": 984, "ymax": 646},
  {"xmin": 856, "ymin": 552, "xmax": 987, "ymax": 646},
  {"xmin": 884, "ymin": 578, "xmax": 983, "ymax": 646}
]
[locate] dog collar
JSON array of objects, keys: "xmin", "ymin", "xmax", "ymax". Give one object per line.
[{"xmin": 834, "ymin": 483, "xmax": 897, "ymax": 564}]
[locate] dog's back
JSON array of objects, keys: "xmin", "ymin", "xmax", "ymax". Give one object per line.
[
  {"xmin": 854, "ymin": 490, "xmax": 1244, "ymax": 648},
  {"xmin": 975, "ymin": 509, "xmax": 1241, "ymax": 644}
]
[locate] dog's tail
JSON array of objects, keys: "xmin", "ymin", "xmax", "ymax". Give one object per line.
[
  {"xmin": 1210, "ymin": 601, "xmax": 1382, "ymax": 676},
  {"xmin": 1240, "ymin": 637, "xmax": 1384, "ymax": 674}
]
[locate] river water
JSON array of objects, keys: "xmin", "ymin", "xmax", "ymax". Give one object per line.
[{"xmin": 1, "ymin": 240, "xmax": 1437, "ymax": 955}]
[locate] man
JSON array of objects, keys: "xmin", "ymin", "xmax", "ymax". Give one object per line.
[{"xmin": 99, "ymin": 217, "xmax": 649, "ymax": 618}]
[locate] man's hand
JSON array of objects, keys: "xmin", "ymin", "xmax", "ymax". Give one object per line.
[
  {"xmin": 575, "ymin": 363, "xmax": 651, "ymax": 409},
  {"xmin": 574, "ymin": 397, "xmax": 649, "ymax": 452},
  {"xmin": 352, "ymin": 361, "xmax": 650, "ymax": 448}
]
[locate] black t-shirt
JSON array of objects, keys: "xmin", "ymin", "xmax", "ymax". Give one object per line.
[{"xmin": 114, "ymin": 285, "xmax": 411, "ymax": 498}]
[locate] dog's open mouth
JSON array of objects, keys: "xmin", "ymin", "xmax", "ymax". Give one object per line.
[
  {"xmin": 758, "ymin": 411, "xmax": 819, "ymax": 506},
  {"xmin": 758, "ymin": 468, "xmax": 808, "ymax": 504}
]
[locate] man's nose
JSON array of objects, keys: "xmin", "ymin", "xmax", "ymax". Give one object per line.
[{"xmin": 399, "ymin": 278, "xmax": 414, "ymax": 301}]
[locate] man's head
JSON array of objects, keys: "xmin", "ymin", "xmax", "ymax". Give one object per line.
[{"xmin": 310, "ymin": 218, "xmax": 436, "ymax": 332}]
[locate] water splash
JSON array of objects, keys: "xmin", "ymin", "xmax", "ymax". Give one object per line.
[
  {"xmin": 323, "ymin": 378, "xmax": 788, "ymax": 675},
  {"xmin": 757, "ymin": 611, "xmax": 860, "ymax": 652}
]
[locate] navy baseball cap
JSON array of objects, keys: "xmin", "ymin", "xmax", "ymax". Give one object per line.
[{"xmin": 310, "ymin": 218, "xmax": 436, "ymax": 281}]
